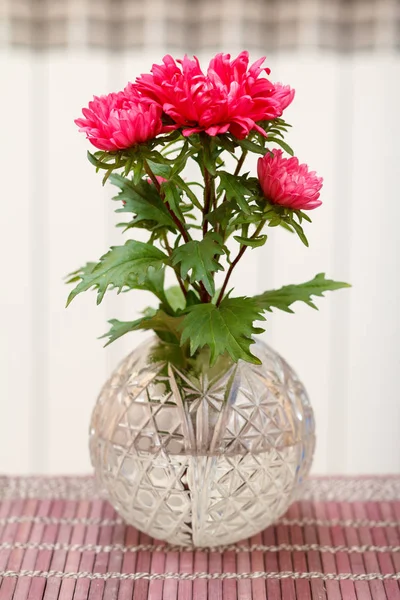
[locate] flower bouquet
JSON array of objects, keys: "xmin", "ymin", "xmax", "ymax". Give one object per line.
[{"xmin": 68, "ymin": 52, "xmax": 349, "ymax": 547}]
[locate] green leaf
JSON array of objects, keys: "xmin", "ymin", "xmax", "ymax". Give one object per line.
[
  {"xmin": 255, "ymin": 273, "xmax": 351, "ymax": 314},
  {"xmin": 132, "ymin": 158, "xmax": 144, "ymax": 185},
  {"xmin": 233, "ymin": 234, "xmax": 268, "ymax": 248},
  {"xmin": 172, "ymin": 232, "xmax": 224, "ymax": 296},
  {"xmin": 185, "ymin": 290, "xmax": 201, "ymax": 307},
  {"xmin": 262, "ymin": 203, "xmax": 310, "ymax": 243},
  {"xmin": 236, "ymin": 138, "xmax": 265, "ymax": 155},
  {"xmin": 279, "ymin": 220, "xmax": 296, "ymax": 233},
  {"xmin": 266, "ymin": 137, "xmax": 294, "ymax": 156},
  {"xmin": 102, "ymin": 310, "xmax": 184, "ymax": 346},
  {"xmin": 87, "ymin": 150, "xmax": 118, "ymax": 170},
  {"xmin": 216, "ymin": 135, "xmax": 237, "ymax": 153},
  {"xmin": 152, "ymin": 130, "xmax": 182, "ymax": 147},
  {"xmin": 260, "ymin": 118, "xmax": 292, "ymax": 135},
  {"xmin": 201, "ymin": 139, "xmax": 217, "ymax": 176},
  {"xmin": 165, "ymin": 285, "xmax": 186, "ymax": 312},
  {"xmin": 173, "ymin": 176, "xmax": 203, "ymax": 210},
  {"xmin": 67, "ymin": 240, "xmax": 168, "ymax": 306},
  {"xmin": 289, "ymin": 218, "xmax": 309, "ymax": 247},
  {"xmin": 297, "ymin": 210, "xmax": 312, "ymax": 224},
  {"xmin": 136, "ymin": 266, "xmax": 167, "ymax": 303},
  {"xmin": 265, "ymin": 128, "xmax": 285, "ymax": 139},
  {"xmin": 161, "ymin": 180, "xmax": 184, "ymax": 222},
  {"xmin": 207, "ymin": 200, "xmax": 237, "ymax": 230},
  {"xmin": 65, "ymin": 262, "xmax": 97, "ymax": 284},
  {"xmin": 169, "ymin": 143, "xmax": 198, "ymax": 177},
  {"xmin": 110, "ymin": 174, "xmax": 176, "ymax": 230},
  {"xmin": 87, "ymin": 150, "xmax": 128, "ymax": 184},
  {"xmin": 217, "ymin": 171, "xmax": 252, "ymax": 214},
  {"xmin": 146, "ymin": 159, "xmax": 171, "ymax": 178},
  {"xmin": 101, "ymin": 318, "xmax": 144, "ymax": 345},
  {"xmin": 228, "ymin": 211, "xmax": 263, "ymax": 231},
  {"xmin": 267, "ymin": 217, "xmax": 282, "ymax": 227},
  {"xmin": 180, "ymin": 296, "xmax": 265, "ymax": 364}
]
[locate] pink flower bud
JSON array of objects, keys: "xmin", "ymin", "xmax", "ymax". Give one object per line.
[{"xmin": 258, "ymin": 149, "xmax": 323, "ymax": 210}]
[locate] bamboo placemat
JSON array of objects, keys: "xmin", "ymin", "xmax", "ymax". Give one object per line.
[{"xmin": 0, "ymin": 475, "xmax": 399, "ymax": 599}]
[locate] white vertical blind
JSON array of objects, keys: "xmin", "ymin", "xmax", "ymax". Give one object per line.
[
  {"xmin": 1, "ymin": 47, "xmax": 399, "ymax": 475},
  {"xmin": 1, "ymin": 50, "xmax": 34, "ymax": 473}
]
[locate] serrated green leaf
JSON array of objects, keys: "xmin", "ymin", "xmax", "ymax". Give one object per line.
[
  {"xmin": 102, "ymin": 310, "xmax": 184, "ymax": 346},
  {"xmin": 217, "ymin": 171, "xmax": 252, "ymax": 214},
  {"xmin": 66, "ymin": 240, "xmax": 168, "ymax": 306},
  {"xmin": 254, "ymin": 273, "xmax": 351, "ymax": 314},
  {"xmin": 172, "ymin": 232, "xmax": 224, "ymax": 296},
  {"xmin": 233, "ymin": 234, "xmax": 268, "ymax": 248},
  {"xmin": 180, "ymin": 296, "xmax": 265, "ymax": 364},
  {"xmin": 110, "ymin": 174, "xmax": 176, "ymax": 229},
  {"xmin": 65, "ymin": 262, "xmax": 97, "ymax": 284},
  {"xmin": 101, "ymin": 318, "xmax": 144, "ymax": 345}
]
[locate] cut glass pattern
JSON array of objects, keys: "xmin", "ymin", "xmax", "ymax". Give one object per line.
[{"xmin": 90, "ymin": 337, "xmax": 315, "ymax": 547}]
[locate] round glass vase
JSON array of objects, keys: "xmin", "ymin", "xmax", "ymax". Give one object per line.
[{"xmin": 89, "ymin": 337, "xmax": 315, "ymax": 547}]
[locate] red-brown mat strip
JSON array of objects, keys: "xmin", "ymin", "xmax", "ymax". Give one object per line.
[{"xmin": 0, "ymin": 477, "xmax": 399, "ymax": 600}]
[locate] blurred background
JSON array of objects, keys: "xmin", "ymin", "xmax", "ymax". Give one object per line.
[{"xmin": 1, "ymin": 0, "xmax": 399, "ymax": 475}]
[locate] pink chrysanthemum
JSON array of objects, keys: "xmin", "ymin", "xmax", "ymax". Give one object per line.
[
  {"xmin": 135, "ymin": 51, "xmax": 294, "ymax": 139},
  {"xmin": 257, "ymin": 149, "xmax": 323, "ymax": 210},
  {"xmin": 269, "ymin": 83, "xmax": 295, "ymax": 112},
  {"xmin": 75, "ymin": 90, "xmax": 163, "ymax": 151}
]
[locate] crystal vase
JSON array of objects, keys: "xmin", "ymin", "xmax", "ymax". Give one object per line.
[{"xmin": 89, "ymin": 337, "xmax": 315, "ymax": 547}]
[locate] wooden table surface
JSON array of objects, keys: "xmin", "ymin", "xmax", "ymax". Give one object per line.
[{"xmin": 0, "ymin": 475, "xmax": 399, "ymax": 599}]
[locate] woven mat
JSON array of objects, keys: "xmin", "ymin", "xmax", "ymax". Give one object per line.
[{"xmin": 0, "ymin": 476, "xmax": 399, "ymax": 599}]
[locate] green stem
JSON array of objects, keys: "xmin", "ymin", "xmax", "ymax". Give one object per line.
[
  {"xmin": 162, "ymin": 233, "xmax": 188, "ymax": 300},
  {"xmin": 201, "ymin": 183, "xmax": 215, "ymax": 300},
  {"xmin": 200, "ymin": 139, "xmax": 215, "ymax": 302},
  {"xmin": 233, "ymin": 149, "xmax": 248, "ymax": 177},
  {"xmin": 143, "ymin": 159, "xmax": 191, "ymax": 244},
  {"xmin": 174, "ymin": 270, "xmax": 188, "ymax": 299},
  {"xmin": 191, "ymin": 282, "xmax": 203, "ymax": 295},
  {"xmin": 199, "ymin": 283, "xmax": 211, "ymax": 303},
  {"xmin": 219, "ymin": 149, "xmax": 248, "ymax": 229},
  {"xmin": 149, "ymin": 164, "xmax": 206, "ymax": 302},
  {"xmin": 216, "ymin": 219, "xmax": 266, "ymax": 306},
  {"xmin": 143, "ymin": 159, "xmax": 161, "ymax": 190},
  {"xmin": 202, "ymin": 167, "xmax": 212, "ymax": 236}
]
